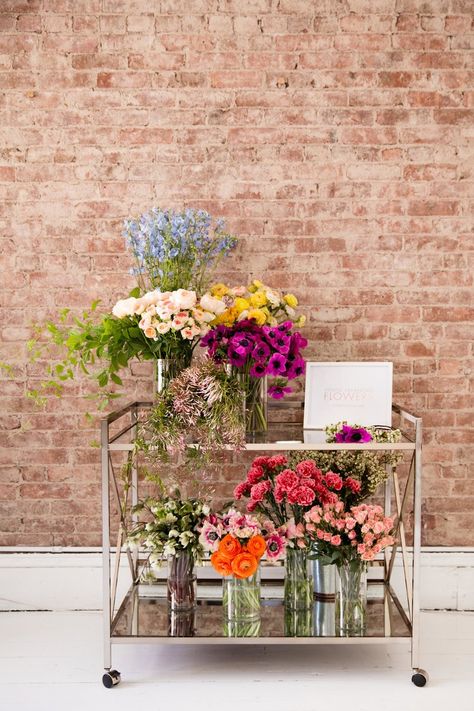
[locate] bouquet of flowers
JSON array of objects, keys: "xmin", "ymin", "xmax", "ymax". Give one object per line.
[
  {"xmin": 234, "ymin": 455, "xmax": 362, "ymax": 527},
  {"xmin": 290, "ymin": 422, "xmax": 403, "ymax": 504},
  {"xmin": 303, "ymin": 501, "xmax": 395, "ymax": 565},
  {"xmin": 129, "ymin": 491, "xmax": 209, "ymax": 567},
  {"xmin": 200, "ymin": 508, "xmax": 287, "ymax": 576},
  {"xmin": 124, "ymin": 207, "xmax": 237, "ymax": 293},
  {"xmin": 199, "ymin": 280, "xmax": 306, "ymax": 329},
  {"xmin": 129, "ymin": 489, "xmax": 210, "ymax": 611},
  {"xmin": 139, "ymin": 361, "xmax": 246, "ymax": 495}
]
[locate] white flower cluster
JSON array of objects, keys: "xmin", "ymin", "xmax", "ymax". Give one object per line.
[{"xmin": 112, "ymin": 288, "xmax": 218, "ymax": 342}]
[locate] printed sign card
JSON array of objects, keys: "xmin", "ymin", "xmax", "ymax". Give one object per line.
[{"xmin": 303, "ymin": 362, "xmax": 393, "ymax": 430}]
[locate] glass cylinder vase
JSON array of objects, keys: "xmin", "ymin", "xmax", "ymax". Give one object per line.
[
  {"xmin": 222, "ymin": 570, "xmax": 261, "ymax": 637},
  {"xmin": 237, "ymin": 372, "xmax": 268, "ymax": 437},
  {"xmin": 167, "ymin": 550, "xmax": 197, "ymax": 613},
  {"xmin": 336, "ymin": 560, "xmax": 367, "ymax": 636},
  {"xmin": 154, "ymin": 351, "xmax": 192, "ymax": 394},
  {"xmin": 284, "ymin": 547, "xmax": 313, "ymax": 611}
]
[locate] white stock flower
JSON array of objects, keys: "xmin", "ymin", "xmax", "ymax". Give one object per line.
[
  {"xmin": 112, "ymin": 297, "xmax": 138, "ymax": 319},
  {"xmin": 199, "ymin": 293, "xmax": 226, "ymax": 315}
]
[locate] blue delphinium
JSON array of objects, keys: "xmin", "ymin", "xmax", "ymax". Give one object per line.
[{"xmin": 124, "ymin": 208, "xmax": 237, "ymax": 293}]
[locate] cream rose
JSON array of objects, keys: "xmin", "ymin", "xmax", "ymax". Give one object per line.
[
  {"xmin": 156, "ymin": 322, "xmax": 171, "ymax": 334},
  {"xmin": 170, "ymin": 289, "xmax": 197, "ymax": 311},
  {"xmin": 112, "ymin": 297, "xmax": 138, "ymax": 319},
  {"xmin": 144, "ymin": 325, "xmax": 157, "ymax": 339},
  {"xmin": 199, "ymin": 293, "xmax": 226, "ymax": 315}
]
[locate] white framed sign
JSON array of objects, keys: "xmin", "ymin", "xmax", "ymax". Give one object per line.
[{"xmin": 303, "ymin": 362, "xmax": 393, "ymax": 430}]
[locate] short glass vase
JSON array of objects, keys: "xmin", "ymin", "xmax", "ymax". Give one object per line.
[
  {"xmin": 336, "ymin": 560, "xmax": 367, "ymax": 637},
  {"xmin": 167, "ymin": 550, "xmax": 197, "ymax": 613},
  {"xmin": 284, "ymin": 547, "xmax": 314, "ymax": 611},
  {"xmin": 222, "ymin": 570, "xmax": 261, "ymax": 637}
]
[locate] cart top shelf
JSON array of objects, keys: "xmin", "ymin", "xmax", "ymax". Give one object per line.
[{"xmin": 103, "ymin": 401, "xmax": 420, "ymax": 452}]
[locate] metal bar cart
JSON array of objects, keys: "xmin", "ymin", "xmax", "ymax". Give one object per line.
[{"xmin": 101, "ymin": 402, "xmax": 427, "ymax": 688}]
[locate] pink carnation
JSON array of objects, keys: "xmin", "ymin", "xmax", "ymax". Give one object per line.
[
  {"xmin": 267, "ymin": 455, "xmax": 288, "ymax": 469},
  {"xmin": 247, "ymin": 500, "xmax": 257, "ymax": 512},
  {"xmin": 345, "ymin": 477, "xmax": 362, "ymax": 494},
  {"xmin": 323, "ymin": 471, "xmax": 343, "ymax": 491},
  {"xmin": 295, "ymin": 460, "xmax": 320, "ymax": 479},
  {"xmin": 287, "ymin": 485, "xmax": 315, "ymax": 507},
  {"xmin": 247, "ymin": 465, "xmax": 265, "ymax": 485},
  {"xmin": 275, "ymin": 469, "xmax": 299, "ymax": 493},
  {"xmin": 250, "ymin": 480, "xmax": 271, "ymax": 502},
  {"xmin": 252, "ymin": 456, "xmax": 271, "ymax": 467},
  {"xmin": 274, "ymin": 483, "xmax": 285, "ymax": 503},
  {"xmin": 233, "ymin": 482, "xmax": 249, "ymax": 500}
]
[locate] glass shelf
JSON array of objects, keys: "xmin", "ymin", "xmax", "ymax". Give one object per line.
[{"xmin": 111, "ymin": 581, "xmax": 410, "ymax": 643}]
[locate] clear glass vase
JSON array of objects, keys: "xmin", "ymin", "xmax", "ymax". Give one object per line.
[
  {"xmin": 154, "ymin": 352, "xmax": 192, "ymax": 394},
  {"xmin": 168, "ymin": 609, "xmax": 196, "ymax": 637},
  {"xmin": 167, "ymin": 550, "xmax": 197, "ymax": 612},
  {"xmin": 236, "ymin": 372, "xmax": 268, "ymax": 437},
  {"xmin": 285, "ymin": 606, "xmax": 313, "ymax": 637},
  {"xmin": 222, "ymin": 570, "xmax": 261, "ymax": 637},
  {"xmin": 336, "ymin": 560, "xmax": 367, "ymax": 636},
  {"xmin": 284, "ymin": 547, "xmax": 313, "ymax": 611}
]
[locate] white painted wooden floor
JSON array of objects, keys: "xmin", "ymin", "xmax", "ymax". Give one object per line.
[{"xmin": 0, "ymin": 610, "xmax": 472, "ymax": 710}]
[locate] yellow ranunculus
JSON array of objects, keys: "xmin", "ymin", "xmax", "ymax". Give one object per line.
[
  {"xmin": 247, "ymin": 309, "xmax": 266, "ymax": 326},
  {"xmin": 295, "ymin": 315, "xmax": 306, "ymax": 328},
  {"xmin": 234, "ymin": 297, "xmax": 250, "ymax": 314},
  {"xmin": 248, "ymin": 279, "xmax": 264, "ymax": 293},
  {"xmin": 249, "ymin": 292, "xmax": 267, "ymax": 308},
  {"xmin": 284, "ymin": 293, "xmax": 298, "ymax": 308},
  {"xmin": 210, "ymin": 283, "xmax": 229, "ymax": 298}
]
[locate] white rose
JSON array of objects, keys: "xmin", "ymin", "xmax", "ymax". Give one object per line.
[
  {"xmin": 144, "ymin": 325, "xmax": 157, "ymax": 339},
  {"xmin": 170, "ymin": 289, "xmax": 197, "ymax": 311},
  {"xmin": 112, "ymin": 297, "xmax": 138, "ymax": 319},
  {"xmin": 199, "ymin": 293, "xmax": 226, "ymax": 315}
]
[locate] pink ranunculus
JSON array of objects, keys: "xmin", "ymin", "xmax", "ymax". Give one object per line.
[
  {"xmin": 247, "ymin": 465, "xmax": 265, "ymax": 485},
  {"xmin": 364, "ymin": 532, "xmax": 375, "ymax": 546},
  {"xmin": 345, "ymin": 517, "xmax": 356, "ymax": 531},
  {"xmin": 316, "ymin": 529, "xmax": 325, "ymax": 540},
  {"xmin": 306, "ymin": 523, "xmax": 316, "ymax": 532},
  {"xmin": 275, "ymin": 469, "xmax": 299, "ymax": 493},
  {"xmin": 357, "ymin": 543, "xmax": 366, "ymax": 555},
  {"xmin": 297, "ymin": 539, "xmax": 306, "ymax": 549},
  {"xmin": 323, "ymin": 471, "xmax": 343, "ymax": 491},
  {"xmin": 330, "ymin": 535, "xmax": 342, "ymax": 546},
  {"xmin": 323, "ymin": 532, "xmax": 332, "ymax": 542},
  {"xmin": 250, "ymin": 480, "xmax": 271, "ymax": 502},
  {"xmin": 288, "ymin": 485, "xmax": 315, "ymax": 507},
  {"xmin": 362, "ymin": 549, "xmax": 375, "ymax": 561}
]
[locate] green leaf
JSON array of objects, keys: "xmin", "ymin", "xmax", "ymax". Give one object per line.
[
  {"xmin": 128, "ymin": 286, "xmax": 141, "ymax": 298},
  {"xmin": 110, "ymin": 372, "xmax": 123, "ymax": 386}
]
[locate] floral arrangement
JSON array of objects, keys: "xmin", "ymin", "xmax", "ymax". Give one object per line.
[
  {"xmin": 128, "ymin": 490, "xmax": 210, "ymax": 569},
  {"xmin": 233, "ymin": 455, "xmax": 362, "ymax": 527},
  {"xmin": 289, "ymin": 423, "xmax": 403, "ymax": 504},
  {"xmin": 200, "ymin": 280, "xmax": 306, "ymax": 329},
  {"xmin": 111, "ymin": 287, "xmax": 218, "ymax": 360},
  {"xmin": 27, "ymin": 208, "xmax": 235, "ymax": 408},
  {"xmin": 138, "ymin": 361, "xmax": 245, "ymax": 494},
  {"xmin": 303, "ymin": 502, "xmax": 395, "ymax": 565},
  {"xmin": 200, "ymin": 509, "xmax": 287, "ymax": 578},
  {"xmin": 125, "ymin": 207, "xmax": 237, "ymax": 293}
]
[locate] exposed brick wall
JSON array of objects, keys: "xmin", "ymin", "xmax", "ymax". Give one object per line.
[{"xmin": 0, "ymin": 0, "xmax": 473, "ymax": 547}]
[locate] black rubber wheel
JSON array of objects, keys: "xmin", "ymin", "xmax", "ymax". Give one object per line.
[
  {"xmin": 411, "ymin": 670, "xmax": 428, "ymax": 687},
  {"xmin": 102, "ymin": 670, "xmax": 121, "ymax": 688}
]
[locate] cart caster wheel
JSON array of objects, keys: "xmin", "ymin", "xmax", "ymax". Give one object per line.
[
  {"xmin": 411, "ymin": 669, "xmax": 428, "ymax": 687},
  {"xmin": 102, "ymin": 670, "xmax": 121, "ymax": 688}
]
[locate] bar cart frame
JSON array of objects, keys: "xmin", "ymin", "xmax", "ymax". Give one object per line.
[{"xmin": 101, "ymin": 401, "xmax": 427, "ymax": 688}]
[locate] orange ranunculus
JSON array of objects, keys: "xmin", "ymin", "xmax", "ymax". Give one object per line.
[
  {"xmin": 246, "ymin": 535, "xmax": 267, "ymax": 560},
  {"xmin": 211, "ymin": 551, "xmax": 233, "ymax": 577},
  {"xmin": 218, "ymin": 534, "xmax": 242, "ymax": 559},
  {"xmin": 231, "ymin": 552, "xmax": 258, "ymax": 579}
]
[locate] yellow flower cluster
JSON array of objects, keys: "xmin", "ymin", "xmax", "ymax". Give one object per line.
[{"xmin": 204, "ymin": 281, "xmax": 306, "ymax": 328}]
